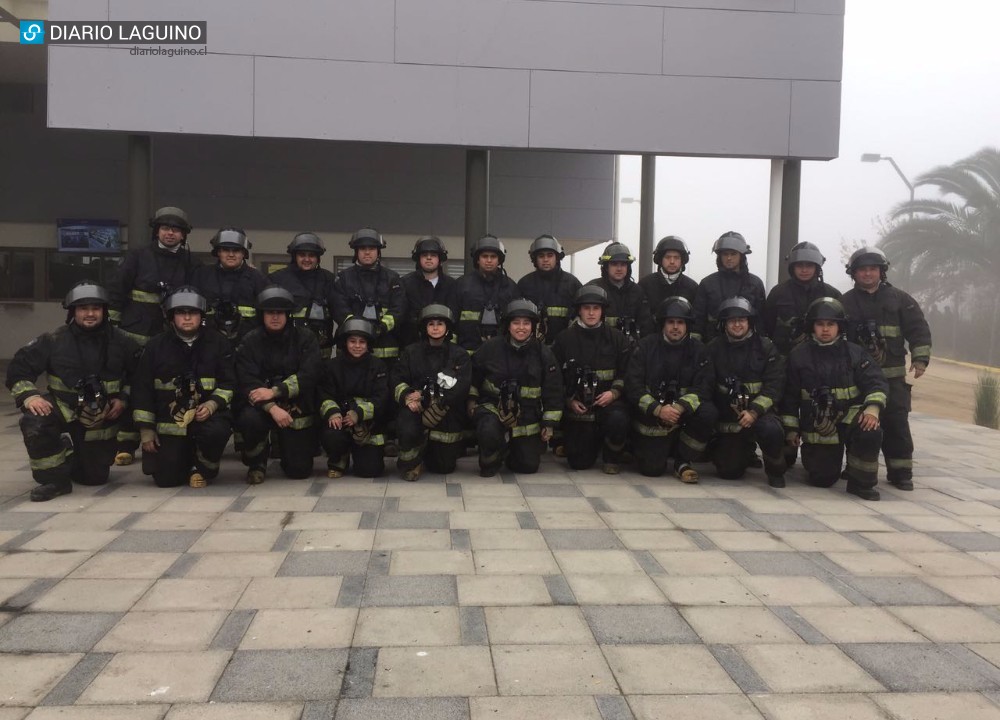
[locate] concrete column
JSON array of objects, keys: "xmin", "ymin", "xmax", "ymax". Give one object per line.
[
  {"xmin": 464, "ymin": 149, "xmax": 490, "ymax": 273},
  {"xmin": 780, "ymin": 159, "xmax": 802, "ymax": 269},
  {"xmin": 638, "ymin": 154, "xmax": 656, "ymax": 277},
  {"xmin": 766, "ymin": 160, "xmax": 784, "ymax": 290},
  {"xmin": 127, "ymin": 134, "xmax": 152, "ymax": 250}
]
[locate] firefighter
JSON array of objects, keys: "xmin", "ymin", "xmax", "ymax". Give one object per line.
[
  {"xmin": 692, "ymin": 231, "xmax": 766, "ymax": 343},
  {"xmin": 331, "ymin": 227, "xmax": 407, "ymax": 364},
  {"xmin": 191, "ymin": 228, "xmax": 268, "ymax": 346},
  {"xmin": 468, "ymin": 299, "xmax": 564, "ymax": 477},
  {"xmin": 551, "ymin": 285, "xmax": 631, "ymax": 473},
  {"xmin": 781, "ymin": 297, "xmax": 888, "ymax": 501},
  {"xmin": 318, "ymin": 319, "xmax": 390, "ymax": 479},
  {"xmin": 517, "ymin": 234, "xmax": 582, "ymax": 344},
  {"xmin": 705, "ymin": 297, "xmax": 787, "ymax": 487},
  {"xmin": 6, "ymin": 282, "xmax": 139, "ymax": 501},
  {"xmin": 267, "ymin": 232, "xmax": 338, "ymax": 352},
  {"xmin": 584, "ymin": 242, "xmax": 652, "ymax": 347},
  {"xmin": 131, "ymin": 287, "xmax": 235, "ymax": 488},
  {"xmin": 108, "ymin": 205, "xmax": 199, "ymax": 466},
  {"xmin": 235, "ymin": 286, "xmax": 322, "ymax": 483},
  {"xmin": 451, "ymin": 235, "xmax": 521, "ymax": 354},
  {"xmin": 625, "ymin": 296, "xmax": 717, "ymax": 481},
  {"xmin": 638, "ymin": 236, "xmax": 699, "ymax": 334},
  {"xmin": 762, "ymin": 241, "xmax": 841, "ymax": 356},
  {"xmin": 841, "ymin": 247, "xmax": 931, "ymax": 491},
  {"xmin": 400, "ymin": 236, "xmax": 457, "ymax": 347},
  {"xmin": 390, "ymin": 305, "xmax": 471, "ymax": 481}
]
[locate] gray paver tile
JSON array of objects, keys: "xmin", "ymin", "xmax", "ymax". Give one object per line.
[
  {"xmin": 336, "ymin": 698, "xmax": 469, "ymax": 720},
  {"xmin": 737, "ymin": 644, "xmax": 883, "ymax": 692},
  {"xmin": 470, "ymin": 696, "xmax": 601, "ymax": 720},
  {"xmin": 373, "ymin": 646, "xmax": 495, "ymax": 697},
  {"xmin": 0, "ymin": 612, "xmax": 120, "ymax": 653},
  {"xmin": 103, "ymin": 530, "xmax": 204, "ymax": 553},
  {"xmin": 603, "ymin": 644, "xmax": 739, "ymax": 694},
  {"xmin": 211, "ymin": 649, "xmax": 348, "ymax": 702},
  {"xmin": 79, "ymin": 650, "xmax": 231, "ymax": 704},
  {"xmin": 541, "ymin": 529, "xmax": 624, "ymax": 550},
  {"xmin": 842, "ymin": 643, "xmax": 1000, "ymax": 691},
  {"xmin": 840, "ymin": 576, "xmax": 960, "ymax": 606},
  {"xmin": 354, "ymin": 607, "xmax": 460, "ymax": 646},
  {"xmin": 632, "ymin": 695, "xmax": 764, "ymax": 720},
  {"xmin": 582, "ymin": 605, "xmax": 697, "ymax": 644},
  {"xmin": 361, "ymin": 575, "xmax": 457, "ymax": 606},
  {"xmin": 728, "ymin": 551, "xmax": 826, "ymax": 576},
  {"xmin": 163, "ymin": 704, "xmax": 302, "ymax": 720},
  {"xmin": 278, "ymin": 551, "xmax": 370, "ymax": 576}
]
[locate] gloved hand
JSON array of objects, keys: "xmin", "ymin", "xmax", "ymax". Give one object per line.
[
  {"xmin": 351, "ymin": 421, "xmax": 372, "ymax": 445},
  {"xmin": 497, "ymin": 406, "xmax": 519, "ymax": 429},
  {"xmin": 421, "ymin": 401, "xmax": 448, "ymax": 429}
]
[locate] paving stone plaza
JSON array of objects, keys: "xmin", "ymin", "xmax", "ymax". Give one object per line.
[{"xmin": 1, "ymin": 409, "xmax": 1000, "ymax": 719}]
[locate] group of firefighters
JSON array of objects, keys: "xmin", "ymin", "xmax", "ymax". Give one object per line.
[{"xmin": 6, "ymin": 206, "xmax": 931, "ymax": 503}]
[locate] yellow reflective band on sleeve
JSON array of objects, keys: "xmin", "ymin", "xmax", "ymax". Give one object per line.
[
  {"xmin": 520, "ymin": 386, "xmax": 541, "ymax": 399},
  {"xmin": 428, "ymin": 429, "xmax": 464, "ymax": 444},
  {"xmin": 482, "ymin": 379, "xmax": 499, "ymax": 397},
  {"xmin": 679, "ymin": 393, "xmax": 700, "ymax": 412},
  {"xmin": 154, "ymin": 379, "xmax": 176, "ymax": 391},
  {"xmin": 133, "ymin": 409, "xmax": 156, "ymax": 424},
  {"xmin": 741, "ymin": 381, "xmax": 763, "ymax": 394},
  {"xmin": 237, "ymin": 306, "xmax": 256, "ymax": 318},
  {"xmin": 199, "ymin": 378, "xmax": 217, "ymax": 391},
  {"xmin": 910, "ymin": 345, "xmax": 931, "ymax": 359},
  {"xmin": 10, "ymin": 380, "xmax": 38, "ymax": 396},
  {"xmin": 84, "ymin": 426, "xmax": 118, "ymax": 442},
  {"xmin": 843, "ymin": 406, "xmax": 860, "ymax": 424},
  {"xmin": 883, "ymin": 366, "xmax": 906, "ymax": 378},
  {"xmin": 864, "ymin": 391, "xmax": 887, "ymax": 407},
  {"xmin": 104, "ymin": 380, "xmax": 122, "ymax": 394},
  {"xmin": 605, "ymin": 316, "xmax": 620, "ymax": 327},
  {"xmin": 121, "ymin": 329, "xmax": 150, "ymax": 346},
  {"xmin": 468, "ymin": 386, "xmax": 480, "ymax": 398},
  {"xmin": 30, "ymin": 448, "xmax": 68, "ymax": 471},
  {"xmin": 511, "ymin": 423, "xmax": 541, "ymax": 438},
  {"xmin": 360, "ymin": 432, "xmax": 385, "ymax": 447},
  {"xmin": 354, "ymin": 399, "xmax": 375, "ymax": 419},
  {"xmin": 282, "ymin": 375, "xmax": 300, "ymax": 398},
  {"xmin": 545, "ymin": 307, "xmax": 569, "ymax": 318},
  {"xmin": 802, "ymin": 432, "xmax": 841, "ymax": 445},
  {"xmin": 214, "ymin": 389, "xmax": 234, "ymax": 403},
  {"xmin": 879, "ymin": 325, "xmax": 901, "ymax": 338},
  {"xmin": 717, "ymin": 422, "xmax": 744, "ymax": 433},
  {"xmin": 752, "ymin": 396, "xmax": 774, "ymax": 412},
  {"xmin": 47, "ymin": 376, "xmax": 71, "ymax": 392},
  {"xmin": 108, "ymin": 309, "xmax": 122, "ymax": 322},
  {"xmin": 394, "ymin": 383, "xmax": 411, "ymax": 403},
  {"xmin": 289, "ymin": 415, "xmax": 315, "ymax": 430},
  {"xmin": 638, "ymin": 393, "xmax": 657, "ymax": 413},
  {"xmin": 291, "ymin": 308, "xmax": 308, "ymax": 318},
  {"xmin": 542, "ymin": 410, "xmax": 562, "ymax": 424},
  {"xmin": 460, "ymin": 310, "xmax": 482, "ymax": 321},
  {"xmin": 57, "ymin": 401, "xmax": 76, "ymax": 423},
  {"xmin": 800, "ymin": 386, "xmax": 859, "ymax": 401},
  {"xmin": 595, "ymin": 369, "xmax": 616, "ymax": 381},
  {"xmin": 157, "ymin": 422, "xmax": 188, "ymax": 437},
  {"xmin": 381, "ymin": 314, "xmax": 395, "ymax": 332},
  {"xmin": 320, "ymin": 399, "xmax": 341, "ymax": 416},
  {"xmin": 117, "ymin": 430, "xmax": 140, "ymax": 442},
  {"xmin": 130, "ymin": 289, "xmax": 161, "ymax": 303},
  {"xmin": 781, "ymin": 415, "xmax": 799, "ymax": 429},
  {"xmin": 372, "ymin": 347, "xmax": 399, "ymax": 359}
]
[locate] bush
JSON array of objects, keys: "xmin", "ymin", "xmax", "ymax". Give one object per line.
[{"xmin": 974, "ymin": 371, "xmax": 1000, "ymax": 429}]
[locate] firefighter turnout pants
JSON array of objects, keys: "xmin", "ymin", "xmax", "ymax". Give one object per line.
[
  {"xmin": 563, "ymin": 403, "xmax": 629, "ymax": 470},
  {"xmin": 140, "ymin": 415, "xmax": 232, "ymax": 488},
  {"xmin": 19, "ymin": 397, "xmax": 117, "ymax": 488},
  {"xmin": 321, "ymin": 426, "xmax": 385, "ymax": 478},
  {"xmin": 237, "ymin": 405, "xmax": 316, "ymax": 479},
  {"xmin": 633, "ymin": 403, "xmax": 717, "ymax": 477},
  {"xmin": 712, "ymin": 413, "xmax": 786, "ymax": 481},
  {"xmin": 801, "ymin": 421, "xmax": 883, "ymax": 492},
  {"xmin": 396, "ymin": 408, "xmax": 465, "ymax": 475}
]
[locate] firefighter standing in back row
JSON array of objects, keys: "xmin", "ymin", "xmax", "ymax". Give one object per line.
[
  {"xmin": 400, "ymin": 236, "xmax": 457, "ymax": 348},
  {"xmin": 468, "ymin": 299, "xmax": 564, "ymax": 477},
  {"xmin": 692, "ymin": 231, "xmax": 766, "ymax": 343},
  {"xmin": 131, "ymin": 287, "xmax": 235, "ymax": 489},
  {"xmin": 585, "ymin": 242, "xmax": 652, "ymax": 346},
  {"xmin": 452, "ymin": 235, "xmax": 521, "ymax": 354},
  {"xmin": 841, "ymin": 247, "xmax": 931, "ymax": 491},
  {"xmin": 781, "ymin": 297, "xmax": 888, "ymax": 501},
  {"xmin": 551, "ymin": 285, "xmax": 631, "ymax": 474},
  {"xmin": 267, "ymin": 232, "xmax": 338, "ymax": 353},
  {"xmin": 108, "ymin": 206, "xmax": 199, "ymax": 465},
  {"xmin": 235, "ymin": 287, "xmax": 322, "ymax": 483},
  {"xmin": 638, "ymin": 236, "xmax": 699, "ymax": 335},
  {"xmin": 191, "ymin": 228, "xmax": 269, "ymax": 346},
  {"xmin": 517, "ymin": 234, "xmax": 582, "ymax": 344},
  {"xmin": 391, "ymin": 305, "xmax": 472, "ymax": 481},
  {"xmin": 6, "ymin": 283, "xmax": 139, "ymax": 501}
]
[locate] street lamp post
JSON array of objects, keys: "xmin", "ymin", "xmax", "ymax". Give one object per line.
[{"xmin": 861, "ymin": 153, "xmax": 915, "ymax": 203}]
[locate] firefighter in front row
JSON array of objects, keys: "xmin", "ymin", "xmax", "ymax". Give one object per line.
[
  {"xmin": 585, "ymin": 242, "xmax": 651, "ymax": 346},
  {"xmin": 235, "ymin": 286, "xmax": 322, "ymax": 484},
  {"xmin": 192, "ymin": 228, "xmax": 268, "ymax": 347},
  {"xmin": 517, "ymin": 234, "xmax": 582, "ymax": 344},
  {"xmin": 108, "ymin": 205, "xmax": 199, "ymax": 466},
  {"xmin": 705, "ymin": 297, "xmax": 787, "ymax": 488},
  {"xmin": 625, "ymin": 296, "xmax": 717, "ymax": 481},
  {"xmin": 318, "ymin": 319, "xmax": 390, "ymax": 479},
  {"xmin": 6, "ymin": 282, "xmax": 139, "ymax": 501},
  {"xmin": 267, "ymin": 232, "xmax": 338, "ymax": 352},
  {"xmin": 131, "ymin": 287, "xmax": 235, "ymax": 489},
  {"xmin": 468, "ymin": 299, "xmax": 564, "ymax": 477},
  {"xmin": 781, "ymin": 297, "xmax": 888, "ymax": 501},
  {"xmin": 841, "ymin": 246, "xmax": 931, "ymax": 492},
  {"xmin": 391, "ymin": 305, "xmax": 471, "ymax": 481},
  {"xmin": 551, "ymin": 285, "xmax": 631, "ymax": 474}
]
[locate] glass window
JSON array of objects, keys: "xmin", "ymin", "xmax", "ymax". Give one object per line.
[
  {"xmin": 0, "ymin": 250, "xmax": 36, "ymax": 300},
  {"xmin": 47, "ymin": 253, "xmax": 122, "ymax": 301}
]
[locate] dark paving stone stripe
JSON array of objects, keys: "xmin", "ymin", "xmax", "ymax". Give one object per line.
[
  {"xmin": 543, "ymin": 529, "xmax": 623, "ymax": 551},
  {"xmin": 0, "ymin": 611, "xmax": 122, "ymax": 652},
  {"xmin": 163, "ymin": 552, "xmax": 201, "ymax": 579},
  {"xmin": 340, "ymin": 646, "xmax": 378, "ymax": 698},
  {"xmin": 631, "ymin": 549, "xmax": 666, "ymax": 576},
  {"xmin": 0, "ymin": 512, "xmax": 52, "ymax": 530},
  {"xmin": 729, "ymin": 513, "xmax": 766, "ymax": 531},
  {"xmin": 358, "ymin": 512, "xmax": 379, "ymax": 530},
  {"xmin": 841, "ymin": 642, "xmax": 1000, "ymax": 692},
  {"xmin": 878, "ymin": 515, "xmax": 919, "ymax": 532},
  {"xmin": 770, "ymin": 606, "xmax": 830, "ymax": 644},
  {"xmin": 271, "ymin": 530, "xmax": 298, "ymax": 552},
  {"xmin": 0, "ymin": 530, "xmax": 42, "ymax": 551},
  {"xmin": 597, "ymin": 694, "xmax": 636, "ymax": 720},
  {"xmin": 381, "ymin": 497, "xmax": 400, "ymax": 513},
  {"xmin": 105, "ymin": 530, "xmax": 203, "ymax": 553},
  {"xmin": 40, "ymin": 652, "xmax": 113, "ymax": 706},
  {"xmin": 302, "ymin": 700, "xmax": 337, "ymax": 720},
  {"xmin": 211, "ymin": 649, "xmax": 349, "ymax": 702},
  {"xmin": 708, "ymin": 644, "xmax": 769, "ymax": 694},
  {"xmin": 544, "ymin": 575, "xmax": 577, "ymax": 606},
  {"xmin": 500, "ymin": 469, "xmax": 517, "ymax": 484},
  {"xmin": 588, "ymin": 497, "xmax": 613, "ymax": 513},
  {"xmin": 633, "ymin": 484, "xmax": 657, "ymax": 498},
  {"xmin": 335, "ymin": 575, "xmax": 366, "ymax": 608},
  {"xmin": 683, "ymin": 530, "xmax": 716, "ymax": 550},
  {"xmin": 361, "ymin": 576, "xmax": 457, "ymax": 607},
  {"xmin": 367, "ymin": 551, "xmax": 391, "ymax": 577},
  {"xmin": 841, "ymin": 531, "xmax": 886, "ymax": 552},
  {"xmin": 446, "ymin": 483, "xmax": 463, "ymax": 498},
  {"xmin": 834, "ymin": 574, "xmax": 955, "ymax": 607},
  {"xmin": 307, "ymin": 481, "xmax": 326, "ymax": 497},
  {"xmin": 450, "ymin": 529, "xmax": 471, "ymax": 551},
  {"xmin": 930, "ymin": 532, "xmax": 1000, "ymax": 552},
  {"xmin": 741, "ymin": 513, "xmax": 828, "ymax": 532},
  {"xmin": 942, "ymin": 643, "xmax": 1000, "ymax": 686},
  {"xmin": 521, "ymin": 484, "xmax": 582, "ymax": 497},
  {"xmin": 334, "ymin": 697, "xmax": 469, "ymax": 720},
  {"xmin": 109, "ymin": 512, "xmax": 144, "ymax": 531},
  {"xmin": 228, "ymin": 495, "xmax": 254, "ymax": 512},
  {"xmin": 279, "ymin": 551, "xmax": 371, "ymax": 577},
  {"xmin": 460, "ymin": 606, "xmax": 489, "ymax": 646},
  {"xmin": 664, "ymin": 497, "xmax": 744, "ymax": 514},
  {"xmin": 0, "ymin": 578, "xmax": 59, "ymax": 611},
  {"xmin": 376, "ymin": 512, "xmax": 448, "ymax": 529},
  {"xmin": 92, "ymin": 482, "xmax": 123, "ymax": 496},
  {"xmin": 516, "ymin": 512, "xmax": 539, "ymax": 530},
  {"xmin": 210, "ymin": 609, "xmax": 256, "ymax": 650}
]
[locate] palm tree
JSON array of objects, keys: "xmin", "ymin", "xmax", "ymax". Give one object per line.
[{"xmin": 879, "ymin": 147, "xmax": 1000, "ymax": 304}]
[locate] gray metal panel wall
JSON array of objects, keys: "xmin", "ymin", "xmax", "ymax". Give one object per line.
[{"xmin": 47, "ymin": 0, "xmax": 844, "ymax": 159}]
